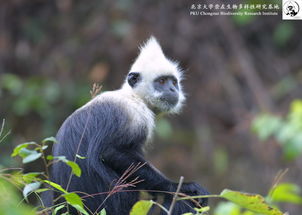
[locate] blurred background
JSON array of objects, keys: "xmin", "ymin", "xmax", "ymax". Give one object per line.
[{"xmin": 0, "ymin": 0, "xmax": 302, "ymax": 214}]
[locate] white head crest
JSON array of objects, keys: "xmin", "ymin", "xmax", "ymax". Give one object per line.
[{"xmin": 129, "ymin": 37, "xmax": 182, "ymax": 81}]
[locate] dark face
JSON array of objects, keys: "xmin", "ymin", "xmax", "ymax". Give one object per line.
[
  {"xmin": 153, "ymin": 75, "xmax": 179, "ymax": 107},
  {"xmin": 127, "ymin": 72, "xmax": 181, "ymax": 113}
]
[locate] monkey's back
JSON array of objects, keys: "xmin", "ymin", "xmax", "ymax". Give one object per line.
[{"xmin": 50, "ymin": 96, "xmax": 142, "ymax": 214}]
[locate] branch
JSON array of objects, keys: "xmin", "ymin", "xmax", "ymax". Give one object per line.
[{"xmin": 168, "ymin": 176, "xmax": 184, "ymax": 215}]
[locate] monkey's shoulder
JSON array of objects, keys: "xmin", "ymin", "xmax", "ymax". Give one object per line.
[{"xmin": 74, "ymin": 90, "xmax": 155, "ymax": 137}]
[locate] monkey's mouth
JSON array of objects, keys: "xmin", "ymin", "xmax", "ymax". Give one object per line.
[{"xmin": 159, "ymin": 94, "xmax": 179, "ymax": 107}]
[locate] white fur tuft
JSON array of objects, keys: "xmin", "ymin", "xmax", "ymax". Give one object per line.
[{"xmin": 129, "ymin": 36, "xmax": 183, "ymax": 81}]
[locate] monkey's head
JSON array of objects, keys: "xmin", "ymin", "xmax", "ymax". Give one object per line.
[{"xmin": 123, "ymin": 37, "xmax": 185, "ymax": 114}]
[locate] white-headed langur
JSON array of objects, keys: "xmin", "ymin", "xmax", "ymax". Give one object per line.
[{"xmin": 43, "ymin": 37, "xmax": 209, "ymax": 215}]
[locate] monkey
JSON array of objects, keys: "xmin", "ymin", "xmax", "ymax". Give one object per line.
[{"xmin": 44, "ymin": 37, "xmax": 209, "ymax": 214}]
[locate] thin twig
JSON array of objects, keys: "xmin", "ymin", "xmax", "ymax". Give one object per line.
[
  {"xmin": 152, "ymin": 201, "xmax": 169, "ymax": 214},
  {"xmin": 90, "ymin": 83, "xmax": 102, "ymax": 99},
  {"xmin": 0, "ymin": 119, "xmax": 11, "ymax": 143},
  {"xmin": 168, "ymin": 176, "xmax": 184, "ymax": 215},
  {"xmin": 0, "ymin": 119, "xmax": 5, "ymax": 136},
  {"xmin": 66, "ymin": 83, "xmax": 102, "ymax": 191},
  {"xmin": 177, "ymin": 194, "xmax": 221, "ymax": 201},
  {"xmin": 41, "ymin": 143, "xmax": 49, "ymax": 177},
  {"xmin": 93, "ymin": 162, "xmax": 146, "ymax": 214},
  {"xmin": 269, "ymin": 168, "xmax": 289, "ymax": 198}
]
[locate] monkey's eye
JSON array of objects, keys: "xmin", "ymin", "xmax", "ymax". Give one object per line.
[
  {"xmin": 158, "ymin": 78, "xmax": 166, "ymax": 85},
  {"xmin": 172, "ymin": 80, "xmax": 177, "ymax": 86}
]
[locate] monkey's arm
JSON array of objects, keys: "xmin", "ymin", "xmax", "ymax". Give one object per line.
[
  {"xmin": 102, "ymin": 148, "xmax": 175, "ymax": 190},
  {"xmin": 100, "ymin": 147, "xmax": 208, "ymax": 206},
  {"xmin": 85, "ymin": 101, "xmax": 208, "ymax": 204}
]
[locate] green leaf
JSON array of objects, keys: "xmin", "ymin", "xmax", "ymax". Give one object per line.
[
  {"xmin": 23, "ymin": 182, "xmax": 41, "ymax": 200},
  {"xmin": 43, "ymin": 180, "xmax": 67, "ymax": 194},
  {"xmin": 66, "ymin": 161, "xmax": 82, "ymax": 177},
  {"xmin": 42, "ymin": 136, "xmax": 57, "ymax": 144},
  {"xmin": 19, "ymin": 148, "xmax": 35, "ymax": 157},
  {"xmin": 63, "ymin": 193, "xmax": 89, "ymax": 215},
  {"xmin": 11, "ymin": 142, "xmax": 36, "ymax": 157},
  {"xmin": 23, "ymin": 172, "xmax": 43, "ymax": 183},
  {"xmin": 23, "ymin": 152, "xmax": 42, "ymax": 163},
  {"xmin": 213, "ymin": 202, "xmax": 241, "ymax": 215},
  {"xmin": 273, "ymin": 23, "xmax": 294, "ymax": 46},
  {"xmin": 76, "ymin": 154, "xmax": 86, "ymax": 159},
  {"xmin": 220, "ymin": 189, "xmax": 283, "ymax": 215},
  {"xmin": 52, "ymin": 204, "xmax": 65, "ymax": 215},
  {"xmin": 48, "ymin": 156, "xmax": 82, "ymax": 177},
  {"xmin": 63, "ymin": 193, "xmax": 83, "ymax": 206},
  {"xmin": 99, "ymin": 208, "xmax": 106, "ymax": 215},
  {"xmin": 47, "ymin": 155, "xmax": 54, "ymax": 160},
  {"xmin": 35, "ymin": 188, "xmax": 50, "ymax": 193},
  {"xmin": 251, "ymin": 114, "xmax": 282, "ymax": 141},
  {"xmin": 54, "ymin": 156, "xmax": 67, "ymax": 161},
  {"xmin": 41, "ymin": 145, "xmax": 48, "ymax": 150},
  {"xmin": 130, "ymin": 200, "xmax": 153, "ymax": 215},
  {"xmin": 269, "ymin": 183, "xmax": 302, "ymax": 204},
  {"xmin": 0, "ymin": 178, "xmax": 35, "ymax": 215},
  {"xmin": 1, "ymin": 73, "xmax": 23, "ymax": 95},
  {"xmin": 194, "ymin": 206, "xmax": 210, "ymax": 213},
  {"xmin": 71, "ymin": 204, "xmax": 89, "ymax": 215}
]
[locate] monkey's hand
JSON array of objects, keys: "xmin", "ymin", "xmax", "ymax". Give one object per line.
[{"xmin": 180, "ymin": 182, "xmax": 209, "ymax": 207}]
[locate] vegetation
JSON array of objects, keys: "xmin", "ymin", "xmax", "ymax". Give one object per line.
[
  {"xmin": 0, "ymin": 114, "xmax": 301, "ymax": 214},
  {"xmin": 252, "ymin": 99, "xmax": 302, "ymax": 160}
]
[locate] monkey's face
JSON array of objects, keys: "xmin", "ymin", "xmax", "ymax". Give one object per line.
[{"xmin": 127, "ymin": 72, "xmax": 184, "ymax": 114}]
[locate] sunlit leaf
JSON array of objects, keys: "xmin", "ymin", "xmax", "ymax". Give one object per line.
[
  {"xmin": 42, "ymin": 136, "xmax": 57, "ymax": 144},
  {"xmin": 269, "ymin": 183, "xmax": 302, "ymax": 204},
  {"xmin": 213, "ymin": 202, "xmax": 241, "ymax": 215},
  {"xmin": 251, "ymin": 114, "xmax": 282, "ymax": 141},
  {"xmin": 220, "ymin": 189, "xmax": 283, "ymax": 215},
  {"xmin": 23, "ymin": 152, "xmax": 42, "ymax": 164},
  {"xmin": 71, "ymin": 204, "xmax": 89, "ymax": 215},
  {"xmin": 99, "ymin": 208, "xmax": 107, "ymax": 215},
  {"xmin": 23, "ymin": 172, "xmax": 43, "ymax": 183},
  {"xmin": 47, "ymin": 155, "xmax": 54, "ymax": 160},
  {"xmin": 63, "ymin": 193, "xmax": 83, "ymax": 207},
  {"xmin": 52, "ymin": 204, "xmax": 65, "ymax": 215},
  {"xmin": 63, "ymin": 193, "xmax": 89, "ymax": 215},
  {"xmin": 76, "ymin": 154, "xmax": 86, "ymax": 159},
  {"xmin": 130, "ymin": 200, "xmax": 153, "ymax": 215},
  {"xmin": 11, "ymin": 142, "xmax": 36, "ymax": 157},
  {"xmin": 43, "ymin": 180, "xmax": 67, "ymax": 194},
  {"xmin": 41, "ymin": 145, "xmax": 48, "ymax": 150},
  {"xmin": 194, "ymin": 206, "xmax": 210, "ymax": 213},
  {"xmin": 66, "ymin": 161, "xmax": 82, "ymax": 177},
  {"xmin": 48, "ymin": 156, "xmax": 81, "ymax": 177},
  {"xmin": 0, "ymin": 179, "xmax": 35, "ymax": 215},
  {"xmin": 23, "ymin": 182, "xmax": 41, "ymax": 200},
  {"xmin": 35, "ymin": 188, "xmax": 50, "ymax": 193}
]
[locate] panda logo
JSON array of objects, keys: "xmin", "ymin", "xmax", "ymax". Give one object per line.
[{"xmin": 283, "ymin": 0, "xmax": 300, "ymax": 17}]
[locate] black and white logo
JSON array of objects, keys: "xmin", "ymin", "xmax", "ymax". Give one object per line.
[{"xmin": 283, "ymin": 0, "xmax": 302, "ymax": 19}]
